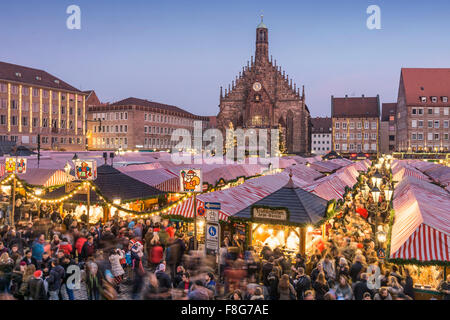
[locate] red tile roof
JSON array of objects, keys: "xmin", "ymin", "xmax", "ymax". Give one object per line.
[
  {"xmin": 311, "ymin": 117, "xmax": 332, "ymax": 133},
  {"xmin": 106, "ymin": 97, "xmax": 208, "ymax": 120},
  {"xmin": 0, "ymin": 61, "xmax": 82, "ymax": 93},
  {"xmin": 331, "ymin": 96, "xmax": 380, "ymax": 118},
  {"xmin": 381, "ymin": 103, "xmax": 397, "ymax": 121},
  {"xmin": 401, "ymin": 68, "xmax": 450, "ymax": 105}
]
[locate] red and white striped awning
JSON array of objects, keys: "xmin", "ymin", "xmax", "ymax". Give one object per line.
[
  {"xmin": 391, "ymin": 175, "xmax": 450, "ymax": 262},
  {"xmin": 15, "ymin": 168, "xmax": 73, "ymax": 187},
  {"xmin": 165, "ymin": 196, "xmax": 230, "ymax": 221}
]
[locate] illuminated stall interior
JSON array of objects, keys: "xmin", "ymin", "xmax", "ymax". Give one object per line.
[{"xmin": 231, "ymin": 175, "xmax": 331, "ymax": 259}]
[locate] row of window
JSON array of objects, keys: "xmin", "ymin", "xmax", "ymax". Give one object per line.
[
  {"xmin": 312, "ymin": 147, "xmax": 330, "ymax": 151},
  {"xmin": 409, "ymin": 146, "xmax": 449, "ymax": 152},
  {"xmin": 93, "ymin": 112, "xmax": 128, "ymax": 121},
  {"xmin": 144, "ymin": 126, "xmax": 178, "ymax": 135},
  {"xmin": 312, "ymin": 134, "xmax": 331, "ymax": 138},
  {"xmin": 335, "ymin": 143, "xmax": 377, "ymax": 151},
  {"xmin": 312, "ymin": 140, "xmax": 330, "ymax": 145},
  {"xmin": 411, "ymin": 119, "xmax": 449, "ymax": 129},
  {"xmin": 335, "ymin": 121, "xmax": 377, "ymax": 130},
  {"xmin": 419, "ymin": 96, "xmax": 448, "ymax": 103},
  {"xmin": 94, "ymin": 125, "xmax": 128, "ymax": 133},
  {"xmin": 144, "ymin": 113, "xmax": 195, "ymax": 126},
  {"xmin": 411, "ymin": 132, "xmax": 449, "ymax": 141},
  {"xmin": 1, "ymin": 99, "xmax": 81, "ymax": 115},
  {"xmin": 1, "ymin": 135, "xmax": 82, "ymax": 145},
  {"xmin": 93, "ymin": 137, "xmax": 128, "ymax": 147},
  {"xmin": 0, "ymin": 84, "xmax": 82, "ymax": 102},
  {"xmin": 0, "ymin": 115, "xmax": 79, "ymax": 129},
  {"xmin": 411, "ymin": 107, "xmax": 450, "ymax": 115},
  {"xmin": 335, "ymin": 132, "xmax": 377, "ymax": 140}
]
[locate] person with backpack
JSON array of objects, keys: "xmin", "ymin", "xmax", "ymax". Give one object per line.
[{"xmin": 28, "ymin": 270, "xmax": 47, "ymax": 300}]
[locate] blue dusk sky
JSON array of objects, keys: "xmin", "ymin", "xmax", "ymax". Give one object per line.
[{"xmin": 1, "ymin": 0, "xmax": 450, "ymax": 117}]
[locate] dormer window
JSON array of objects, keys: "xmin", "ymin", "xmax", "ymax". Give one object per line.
[
  {"xmin": 54, "ymin": 79, "xmax": 60, "ymax": 84},
  {"xmin": 35, "ymin": 76, "xmax": 42, "ymax": 81},
  {"xmin": 15, "ymin": 72, "xmax": 22, "ymax": 77},
  {"xmin": 431, "ymin": 96, "xmax": 438, "ymax": 103},
  {"xmin": 442, "ymin": 96, "xmax": 448, "ymax": 103},
  {"xmin": 420, "ymin": 96, "xmax": 427, "ymax": 103}
]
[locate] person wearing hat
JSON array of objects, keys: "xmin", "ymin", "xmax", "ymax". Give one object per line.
[
  {"xmin": 28, "ymin": 270, "xmax": 47, "ymax": 300},
  {"xmin": 155, "ymin": 263, "xmax": 172, "ymax": 295}
]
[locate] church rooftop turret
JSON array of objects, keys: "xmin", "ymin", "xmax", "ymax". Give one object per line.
[{"xmin": 257, "ymin": 15, "xmax": 267, "ymax": 29}]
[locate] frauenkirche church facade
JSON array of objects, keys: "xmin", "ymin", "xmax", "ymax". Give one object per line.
[{"xmin": 217, "ymin": 17, "xmax": 311, "ymax": 154}]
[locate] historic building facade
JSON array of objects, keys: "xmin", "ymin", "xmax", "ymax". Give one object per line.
[
  {"xmin": 216, "ymin": 18, "xmax": 311, "ymax": 154},
  {"xmin": 311, "ymin": 117, "xmax": 332, "ymax": 155},
  {"xmin": 331, "ymin": 95, "xmax": 380, "ymax": 156},
  {"xmin": 0, "ymin": 61, "xmax": 88, "ymax": 151},
  {"xmin": 87, "ymin": 97, "xmax": 210, "ymax": 151},
  {"xmin": 396, "ymin": 68, "xmax": 450, "ymax": 152},
  {"xmin": 380, "ymin": 103, "xmax": 397, "ymax": 154}
]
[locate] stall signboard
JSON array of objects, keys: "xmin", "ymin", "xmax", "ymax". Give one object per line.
[
  {"xmin": 5, "ymin": 157, "xmax": 27, "ymax": 174},
  {"xmin": 74, "ymin": 160, "xmax": 97, "ymax": 181},
  {"xmin": 180, "ymin": 169, "xmax": 202, "ymax": 193},
  {"xmin": 206, "ymin": 223, "xmax": 220, "ymax": 256},
  {"xmin": 205, "ymin": 202, "xmax": 220, "ymax": 224},
  {"xmin": 252, "ymin": 207, "xmax": 288, "ymax": 222}
]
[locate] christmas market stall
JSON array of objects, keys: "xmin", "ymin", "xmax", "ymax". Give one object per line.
[
  {"xmin": 229, "ymin": 174, "xmax": 334, "ymax": 260},
  {"xmin": 388, "ymin": 174, "xmax": 450, "ymax": 299},
  {"xmin": 40, "ymin": 164, "xmax": 164, "ymax": 224}
]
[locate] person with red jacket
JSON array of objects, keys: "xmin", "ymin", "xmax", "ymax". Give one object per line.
[
  {"xmin": 75, "ymin": 235, "xmax": 87, "ymax": 257},
  {"xmin": 58, "ymin": 237, "xmax": 73, "ymax": 256}
]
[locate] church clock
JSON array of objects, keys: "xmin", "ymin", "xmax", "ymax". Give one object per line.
[{"xmin": 253, "ymin": 82, "xmax": 262, "ymax": 92}]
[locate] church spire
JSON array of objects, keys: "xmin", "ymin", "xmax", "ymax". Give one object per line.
[{"xmin": 255, "ymin": 15, "xmax": 269, "ymax": 63}]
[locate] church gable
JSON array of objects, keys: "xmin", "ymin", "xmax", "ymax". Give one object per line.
[{"xmin": 217, "ymin": 17, "xmax": 311, "ymax": 154}]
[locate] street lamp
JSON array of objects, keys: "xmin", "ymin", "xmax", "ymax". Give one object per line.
[
  {"xmin": 384, "ymin": 188, "xmax": 393, "ymax": 202},
  {"xmin": 371, "ymin": 186, "xmax": 381, "ymax": 204},
  {"xmin": 371, "ymin": 171, "xmax": 383, "ymax": 188}
]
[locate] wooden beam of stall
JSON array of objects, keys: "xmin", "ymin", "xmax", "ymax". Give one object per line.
[{"xmin": 299, "ymin": 227, "xmax": 306, "ymax": 255}]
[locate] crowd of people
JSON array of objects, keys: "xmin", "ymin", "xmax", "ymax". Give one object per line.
[{"xmin": 0, "ymin": 203, "xmax": 448, "ymax": 301}]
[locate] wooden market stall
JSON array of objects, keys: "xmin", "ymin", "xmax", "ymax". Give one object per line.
[
  {"xmin": 389, "ymin": 174, "xmax": 450, "ymax": 299},
  {"xmin": 229, "ymin": 175, "xmax": 333, "ymax": 260}
]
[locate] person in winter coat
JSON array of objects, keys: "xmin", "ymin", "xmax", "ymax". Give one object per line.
[
  {"xmin": 46, "ymin": 259, "xmax": 65, "ymax": 300},
  {"xmin": 402, "ymin": 268, "xmax": 415, "ymax": 300},
  {"xmin": 80, "ymin": 236, "xmax": 95, "ymax": 262},
  {"xmin": 373, "ymin": 287, "xmax": 393, "ymax": 300},
  {"xmin": 336, "ymin": 257, "xmax": 350, "ymax": 280},
  {"xmin": 266, "ymin": 269, "xmax": 279, "ymax": 300},
  {"xmin": 75, "ymin": 234, "xmax": 88, "ymax": 258},
  {"xmin": 278, "ymin": 274, "xmax": 296, "ymax": 300},
  {"xmin": 28, "ymin": 270, "xmax": 47, "ymax": 300},
  {"xmin": 31, "ymin": 234, "xmax": 46, "ymax": 263},
  {"xmin": 109, "ymin": 249, "xmax": 125, "ymax": 284},
  {"xmin": 85, "ymin": 261, "xmax": 103, "ymax": 300},
  {"xmin": 334, "ymin": 275, "xmax": 353, "ymax": 300},
  {"xmin": 18, "ymin": 264, "xmax": 35, "ymax": 299},
  {"xmin": 353, "ymin": 273, "xmax": 372, "ymax": 300},
  {"xmin": 60, "ymin": 255, "xmax": 77, "ymax": 300},
  {"xmin": 58, "ymin": 237, "xmax": 73, "ymax": 256},
  {"xmin": 0, "ymin": 252, "xmax": 14, "ymax": 293},
  {"xmin": 294, "ymin": 267, "xmax": 311, "ymax": 300},
  {"xmin": 155, "ymin": 263, "xmax": 172, "ymax": 295},
  {"xmin": 349, "ymin": 255, "xmax": 365, "ymax": 283},
  {"xmin": 387, "ymin": 276, "xmax": 404, "ymax": 298},
  {"xmin": 149, "ymin": 237, "xmax": 164, "ymax": 270},
  {"xmin": 312, "ymin": 272, "xmax": 329, "ymax": 300}
]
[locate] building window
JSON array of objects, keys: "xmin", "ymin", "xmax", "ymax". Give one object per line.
[
  {"xmin": 434, "ymin": 107, "xmax": 440, "ymax": 115},
  {"xmin": 335, "ymin": 144, "xmax": 340, "ymax": 150},
  {"xmin": 411, "ymin": 120, "xmax": 417, "ymax": 128},
  {"xmin": 364, "ymin": 122, "xmax": 369, "ymax": 129},
  {"xmin": 342, "ymin": 122, "xmax": 347, "ymax": 129},
  {"xmin": 428, "ymin": 120, "xmax": 433, "ymax": 128},
  {"xmin": 411, "ymin": 133, "xmax": 417, "ymax": 140},
  {"xmin": 431, "ymin": 96, "xmax": 438, "ymax": 103},
  {"xmin": 335, "ymin": 122, "xmax": 340, "ymax": 129},
  {"xmin": 444, "ymin": 108, "xmax": 449, "ymax": 116},
  {"xmin": 434, "ymin": 133, "xmax": 440, "ymax": 141},
  {"xmin": 427, "ymin": 108, "xmax": 433, "ymax": 115},
  {"xmin": 444, "ymin": 120, "xmax": 449, "ymax": 129},
  {"xmin": 335, "ymin": 133, "xmax": 340, "ymax": 140},
  {"xmin": 434, "ymin": 120, "xmax": 439, "ymax": 128}
]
